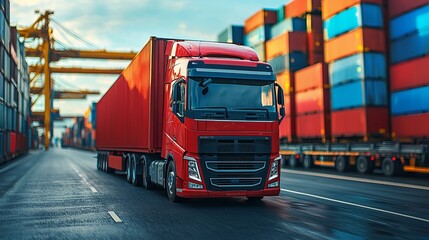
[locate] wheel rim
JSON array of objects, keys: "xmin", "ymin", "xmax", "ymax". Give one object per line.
[
  {"xmin": 167, "ymin": 170, "xmax": 175, "ymax": 195},
  {"xmin": 358, "ymin": 159, "xmax": 366, "ymax": 171},
  {"xmin": 289, "ymin": 156, "xmax": 296, "ymax": 167},
  {"xmin": 337, "ymin": 158, "xmax": 344, "ymax": 170},
  {"xmin": 385, "ymin": 160, "xmax": 392, "ymax": 174}
]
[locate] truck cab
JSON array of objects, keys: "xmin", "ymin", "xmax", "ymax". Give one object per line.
[{"xmin": 161, "ymin": 41, "xmax": 285, "ymax": 201}]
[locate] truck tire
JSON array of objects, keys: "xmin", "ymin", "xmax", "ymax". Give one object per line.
[
  {"xmin": 382, "ymin": 158, "xmax": 403, "ymax": 177},
  {"xmin": 126, "ymin": 155, "xmax": 132, "ymax": 183},
  {"xmin": 131, "ymin": 154, "xmax": 142, "ymax": 186},
  {"xmin": 102, "ymin": 152, "xmax": 107, "ymax": 172},
  {"xmin": 356, "ymin": 156, "xmax": 373, "ymax": 174},
  {"xmin": 166, "ymin": 161, "xmax": 180, "ymax": 202},
  {"xmin": 97, "ymin": 152, "xmax": 101, "ymax": 170},
  {"xmin": 303, "ymin": 155, "xmax": 313, "ymax": 169},
  {"xmin": 289, "ymin": 155, "xmax": 299, "ymax": 168},
  {"xmin": 141, "ymin": 156, "xmax": 155, "ymax": 190},
  {"xmin": 335, "ymin": 156, "xmax": 349, "ymax": 173}
]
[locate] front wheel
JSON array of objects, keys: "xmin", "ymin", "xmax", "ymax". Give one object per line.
[
  {"xmin": 335, "ymin": 156, "xmax": 349, "ymax": 173},
  {"xmin": 166, "ymin": 161, "xmax": 180, "ymax": 202}
]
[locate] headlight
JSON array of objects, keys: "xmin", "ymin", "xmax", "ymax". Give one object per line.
[
  {"xmin": 269, "ymin": 156, "xmax": 281, "ymax": 181},
  {"xmin": 184, "ymin": 156, "xmax": 202, "ymax": 182}
]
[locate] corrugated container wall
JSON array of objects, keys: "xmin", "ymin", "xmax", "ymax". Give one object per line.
[
  {"xmin": 388, "ymin": 0, "xmax": 429, "ymax": 18},
  {"xmin": 391, "ymin": 86, "xmax": 429, "ymax": 116},
  {"xmin": 286, "ymin": 0, "xmax": 321, "ymax": 18},
  {"xmin": 322, "ymin": 0, "xmax": 384, "ymax": 20},
  {"xmin": 390, "ymin": 55, "xmax": 429, "ymax": 91},
  {"xmin": 244, "ymin": 9, "xmax": 277, "ymax": 34},
  {"xmin": 265, "ymin": 32, "xmax": 307, "ymax": 61},
  {"xmin": 217, "ymin": 25, "xmax": 244, "ymax": 45},
  {"xmin": 268, "ymin": 53, "xmax": 307, "ymax": 73},
  {"xmin": 270, "ymin": 18, "xmax": 306, "ymax": 38}
]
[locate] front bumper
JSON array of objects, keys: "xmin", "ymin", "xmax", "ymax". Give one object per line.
[{"xmin": 176, "ymin": 187, "xmax": 280, "ymax": 198}]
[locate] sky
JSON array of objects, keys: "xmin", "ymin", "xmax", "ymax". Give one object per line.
[{"xmin": 10, "ymin": 0, "xmax": 289, "ymax": 136}]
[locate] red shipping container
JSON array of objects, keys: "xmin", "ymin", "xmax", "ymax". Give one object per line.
[
  {"xmin": 286, "ymin": 0, "xmax": 321, "ymax": 18},
  {"xmin": 296, "ymin": 112, "xmax": 330, "ymax": 138},
  {"xmin": 9, "ymin": 132, "xmax": 16, "ymax": 154},
  {"xmin": 331, "ymin": 107, "xmax": 389, "ymax": 137},
  {"xmin": 392, "ymin": 113, "xmax": 429, "ymax": 138},
  {"xmin": 322, "ymin": 0, "xmax": 384, "ymax": 20},
  {"xmin": 279, "ymin": 116, "xmax": 296, "ymax": 142},
  {"xmin": 307, "ymin": 32, "xmax": 324, "ymax": 64},
  {"xmin": 96, "ymin": 38, "xmax": 168, "ymax": 152},
  {"xmin": 390, "ymin": 55, "xmax": 429, "ymax": 91},
  {"xmin": 284, "ymin": 94, "xmax": 296, "ymax": 116},
  {"xmin": 388, "ymin": 0, "xmax": 429, "ymax": 18},
  {"xmin": 308, "ymin": 51, "xmax": 324, "ymax": 65},
  {"xmin": 324, "ymin": 28, "xmax": 385, "ymax": 63},
  {"xmin": 306, "ymin": 14, "xmax": 323, "ymax": 33},
  {"xmin": 295, "ymin": 88, "xmax": 329, "ymax": 114},
  {"xmin": 266, "ymin": 32, "xmax": 308, "ymax": 61},
  {"xmin": 295, "ymin": 62, "xmax": 328, "ymax": 92},
  {"xmin": 244, "ymin": 9, "xmax": 277, "ymax": 34}
]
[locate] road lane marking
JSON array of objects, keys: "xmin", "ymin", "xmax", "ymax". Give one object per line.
[
  {"xmin": 108, "ymin": 211, "xmax": 123, "ymax": 223},
  {"xmin": 89, "ymin": 186, "xmax": 98, "ymax": 193},
  {"xmin": 281, "ymin": 188, "xmax": 429, "ymax": 223},
  {"xmin": 282, "ymin": 169, "xmax": 429, "ymax": 191}
]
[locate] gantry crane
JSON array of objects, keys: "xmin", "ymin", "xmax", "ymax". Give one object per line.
[{"xmin": 17, "ymin": 10, "xmax": 136, "ymax": 150}]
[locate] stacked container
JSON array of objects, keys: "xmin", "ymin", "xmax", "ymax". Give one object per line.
[
  {"xmin": 243, "ymin": 9, "xmax": 277, "ymax": 61},
  {"xmin": 294, "ymin": 63, "xmax": 330, "ymax": 141},
  {"xmin": 322, "ymin": 0, "xmax": 389, "ymax": 139},
  {"xmin": 217, "ymin": 25, "xmax": 244, "ymax": 45},
  {"xmin": 389, "ymin": 1, "xmax": 429, "ymax": 139},
  {"xmin": 0, "ymin": 0, "xmax": 10, "ymax": 162}
]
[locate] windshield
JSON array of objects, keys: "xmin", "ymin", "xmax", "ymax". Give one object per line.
[{"xmin": 187, "ymin": 78, "xmax": 277, "ymax": 120}]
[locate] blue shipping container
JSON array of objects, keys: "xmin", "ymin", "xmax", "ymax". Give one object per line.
[
  {"xmin": 331, "ymin": 79, "xmax": 388, "ymax": 110},
  {"xmin": 277, "ymin": 6, "xmax": 285, "ymax": 22},
  {"xmin": 391, "ymin": 86, "xmax": 429, "ymax": 115},
  {"xmin": 244, "ymin": 25, "xmax": 271, "ymax": 47},
  {"xmin": 324, "ymin": 3, "xmax": 383, "ymax": 40},
  {"xmin": 268, "ymin": 52, "xmax": 308, "ymax": 73},
  {"xmin": 217, "ymin": 25, "xmax": 244, "ymax": 45},
  {"xmin": 0, "ymin": 103, "xmax": 4, "ymax": 129},
  {"xmin": 329, "ymin": 53, "xmax": 386, "ymax": 86},
  {"xmin": 390, "ymin": 31, "xmax": 429, "ymax": 64},
  {"xmin": 270, "ymin": 18, "xmax": 306, "ymax": 38},
  {"xmin": 390, "ymin": 5, "xmax": 429, "ymax": 40}
]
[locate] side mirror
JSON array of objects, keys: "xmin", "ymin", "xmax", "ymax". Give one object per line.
[{"xmin": 277, "ymin": 85, "xmax": 284, "ymax": 105}]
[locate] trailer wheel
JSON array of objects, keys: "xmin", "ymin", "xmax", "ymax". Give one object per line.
[
  {"xmin": 303, "ymin": 155, "xmax": 313, "ymax": 169},
  {"xmin": 356, "ymin": 156, "xmax": 373, "ymax": 174},
  {"xmin": 335, "ymin": 156, "xmax": 349, "ymax": 173},
  {"xmin": 102, "ymin": 152, "xmax": 107, "ymax": 172},
  {"xmin": 96, "ymin": 152, "xmax": 101, "ymax": 170},
  {"xmin": 382, "ymin": 158, "xmax": 403, "ymax": 177},
  {"xmin": 166, "ymin": 160, "xmax": 180, "ymax": 202},
  {"xmin": 289, "ymin": 155, "xmax": 299, "ymax": 168},
  {"xmin": 131, "ymin": 154, "xmax": 142, "ymax": 186},
  {"xmin": 126, "ymin": 155, "xmax": 132, "ymax": 183},
  {"xmin": 141, "ymin": 156, "xmax": 154, "ymax": 190}
]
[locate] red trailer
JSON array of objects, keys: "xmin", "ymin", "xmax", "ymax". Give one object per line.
[{"xmin": 96, "ymin": 37, "xmax": 285, "ymax": 201}]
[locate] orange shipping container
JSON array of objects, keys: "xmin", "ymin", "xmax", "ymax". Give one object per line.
[
  {"xmin": 388, "ymin": 0, "xmax": 429, "ymax": 18},
  {"xmin": 295, "ymin": 63, "xmax": 328, "ymax": 92},
  {"xmin": 276, "ymin": 70, "xmax": 294, "ymax": 94},
  {"xmin": 324, "ymin": 28, "xmax": 385, "ymax": 63},
  {"xmin": 266, "ymin": 32, "xmax": 308, "ymax": 61},
  {"xmin": 279, "ymin": 116, "xmax": 296, "ymax": 142},
  {"xmin": 322, "ymin": 0, "xmax": 384, "ymax": 20},
  {"xmin": 244, "ymin": 9, "xmax": 277, "ymax": 34},
  {"xmin": 286, "ymin": 0, "xmax": 321, "ymax": 18},
  {"xmin": 295, "ymin": 88, "xmax": 329, "ymax": 114}
]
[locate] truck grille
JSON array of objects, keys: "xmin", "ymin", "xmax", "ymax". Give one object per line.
[
  {"xmin": 210, "ymin": 178, "xmax": 262, "ymax": 188},
  {"xmin": 206, "ymin": 161, "xmax": 266, "ymax": 173}
]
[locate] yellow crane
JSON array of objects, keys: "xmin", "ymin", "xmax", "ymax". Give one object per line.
[{"xmin": 17, "ymin": 10, "xmax": 137, "ymax": 150}]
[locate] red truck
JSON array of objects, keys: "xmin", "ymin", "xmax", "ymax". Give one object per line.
[{"xmin": 96, "ymin": 37, "xmax": 285, "ymax": 201}]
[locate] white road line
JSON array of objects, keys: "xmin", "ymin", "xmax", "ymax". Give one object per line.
[
  {"xmin": 282, "ymin": 169, "xmax": 429, "ymax": 191},
  {"xmin": 108, "ymin": 211, "xmax": 123, "ymax": 223},
  {"xmin": 281, "ymin": 188, "xmax": 429, "ymax": 223},
  {"xmin": 89, "ymin": 186, "xmax": 98, "ymax": 193},
  {"xmin": 78, "ymin": 174, "xmax": 83, "ymax": 178}
]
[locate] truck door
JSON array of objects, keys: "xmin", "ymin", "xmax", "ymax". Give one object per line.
[{"xmin": 165, "ymin": 79, "xmax": 186, "ymax": 154}]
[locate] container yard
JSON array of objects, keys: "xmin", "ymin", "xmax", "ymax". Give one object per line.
[{"xmin": 1, "ymin": 0, "xmax": 429, "ymax": 239}]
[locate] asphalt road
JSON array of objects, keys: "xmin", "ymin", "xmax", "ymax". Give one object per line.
[{"xmin": 0, "ymin": 148, "xmax": 428, "ymax": 240}]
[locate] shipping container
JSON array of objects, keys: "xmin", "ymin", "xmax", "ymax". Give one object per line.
[
  {"xmin": 286, "ymin": 0, "xmax": 321, "ymax": 18},
  {"xmin": 323, "ymin": 3, "xmax": 383, "ymax": 40},
  {"xmin": 244, "ymin": 9, "xmax": 277, "ymax": 34},
  {"xmin": 322, "ymin": 0, "xmax": 383, "ymax": 20},
  {"xmin": 392, "ymin": 113, "xmax": 429, "ymax": 138},
  {"xmin": 308, "ymin": 51, "xmax": 324, "ymax": 65},
  {"xmin": 270, "ymin": 18, "xmax": 306, "ymax": 38},
  {"xmin": 331, "ymin": 107, "xmax": 389, "ymax": 137},
  {"xmin": 0, "ymin": 72, "xmax": 3, "ymax": 100},
  {"xmin": 296, "ymin": 88, "xmax": 329, "ymax": 114},
  {"xmin": 307, "ymin": 32, "xmax": 323, "ymax": 54},
  {"xmin": 331, "ymin": 79, "xmax": 387, "ymax": 110},
  {"xmin": 277, "ymin": 5, "xmax": 286, "ymax": 22},
  {"xmin": 391, "ymin": 86, "xmax": 429, "ymax": 116},
  {"xmin": 268, "ymin": 52, "xmax": 308, "ymax": 73},
  {"xmin": 252, "ymin": 42, "xmax": 266, "ymax": 62},
  {"xmin": 295, "ymin": 63, "xmax": 328, "ymax": 92},
  {"xmin": 244, "ymin": 25, "xmax": 271, "ymax": 47},
  {"xmin": 390, "ymin": 55, "xmax": 429, "ymax": 91},
  {"xmin": 329, "ymin": 52, "xmax": 386, "ymax": 86},
  {"xmin": 390, "ymin": 32, "xmax": 429, "ymax": 64},
  {"xmin": 0, "ymin": 102, "xmax": 4, "ymax": 130},
  {"xmin": 217, "ymin": 25, "xmax": 244, "ymax": 45},
  {"xmin": 388, "ymin": 0, "xmax": 429, "ymax": 18},
  {"xmin": 389, "ymin": 5, "xmax": 429, "ymax": 40},
  {"xmin": 265, "ymin": 31, "xmax": 307, "ymax": 61},
  {"xmin": 0, "ymin": 131, "xmax": 3, "ymax": 161},
  {"xmin": 276, "ymin": 70, "xmax": 294, "ymax": 94},
  {"xmin": 279, "ymin": 116, "xmax": 295, "ymax": 142},
  {"xmin": 296, "ymin": 112, "xmax": 330, "ymax": 138},
  {"xmin": 324, "ymin": 28, "xmax": 385, "ymax": 63}
]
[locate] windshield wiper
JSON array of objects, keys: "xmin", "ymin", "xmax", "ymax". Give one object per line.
[
  {"xmin": 193, "ymin": 107, "xmax": 228, "ymax": 118},
  {"xmin": 232, "ymin": 108, "xmax": 269, "ymax": 119}
]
